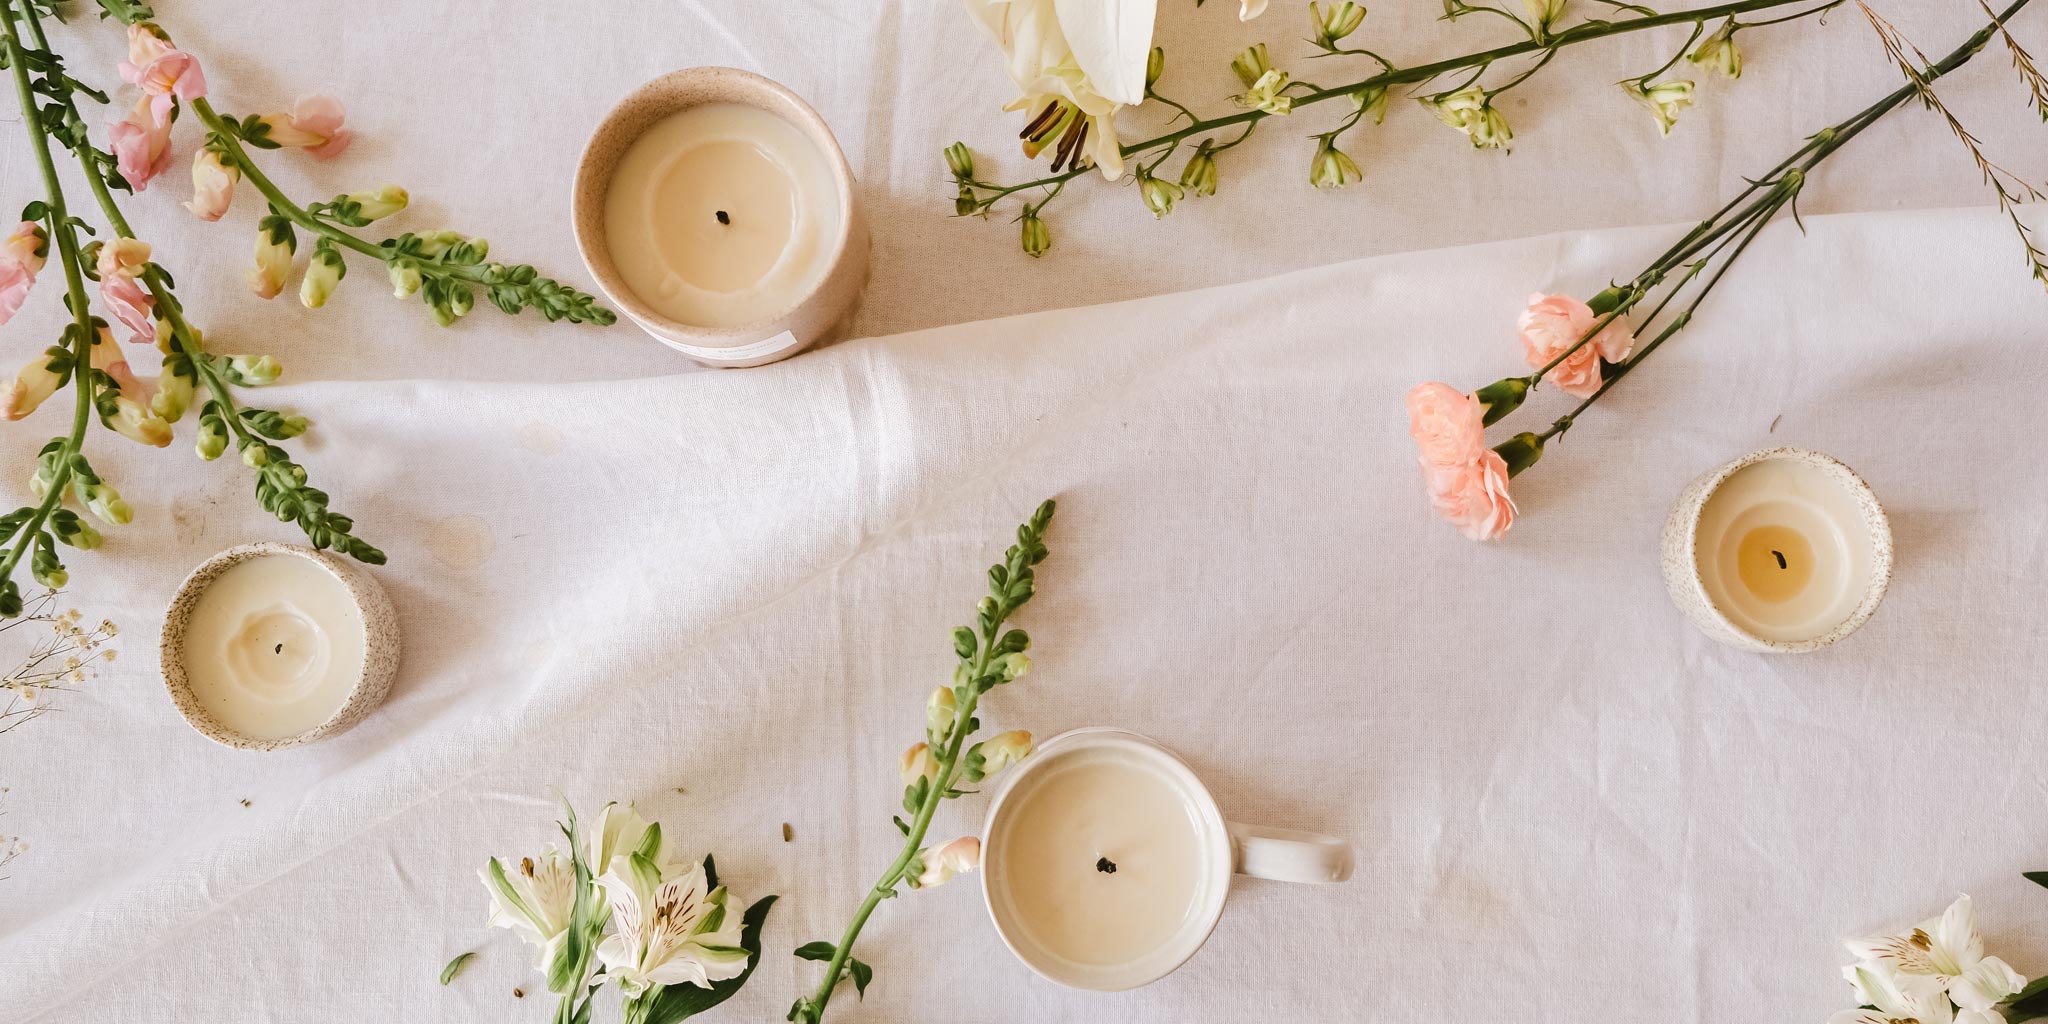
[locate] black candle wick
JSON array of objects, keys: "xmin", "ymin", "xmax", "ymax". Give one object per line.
[
  {"xmin": 1095, "ymin": 856, "xmax": 1117, "ymax": 874},
  {"xmin": 1771, "ymin": 550, "xmax": 1787, "ymax": 569},
  {"xmin": 274, "ymin": 643, "xmax": 284, "ymax": 654},
  {"xmin": 715, "ymin": 210, "xmax": 731, "ymax": 225}
]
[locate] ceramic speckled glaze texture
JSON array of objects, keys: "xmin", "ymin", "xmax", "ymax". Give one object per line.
[
  {"xmin": 159, "ymin": 543, "xmax": 401, "ymax": 750},
  {"xmin": 1660, "ymin": 447, "xmax": 1893, "ymax": 654},
  {"xmin": 572, "ymin": 66, "xmax": 870, "ymax": 367}
]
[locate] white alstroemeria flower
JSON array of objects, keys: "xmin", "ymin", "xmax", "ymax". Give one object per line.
[
  {"xmin": 964, "ymin": 0, "xmax": 1158, "ymax": 179},
  {"xmin": 587, "ymin": 801, "xmax": 688, "ymax": 879},
  {"xmin": 480, "ymin": 848, "xmax": 578, "ymax": 969},
  {"xmin": 1845, "ymin": 895, "xmax": 2029, "ymax": 1013},
  {"xmin": 1830, "ymin": 964, "xmax": 1959, "ymax": 1024},
  {"xmin": 594, "ymin": 855, "xmax": 750, "ymax": 995}
]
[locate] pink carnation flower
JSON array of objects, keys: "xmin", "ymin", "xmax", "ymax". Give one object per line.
[
  {"xmin": 1405, "ymin": 382, "xmax": 1486, "ymax": 467},
  {"xmin": 107, "ymin": 97, "xmax": 175, "ymax": 192},
  {"xmin": 1517, "ymin": 293, "xmax": 1633, "ymax": 399},
  {"xmin": 1422, "ymin": 450, "xmax": 1517, "ymax": 541},
  {"xmin": 260, "ymin": 96, "xmax": 352, "ymax": 160},
  {"xmin": 118, "ymin": 23, "xmax": 206, "ymax": 127}
]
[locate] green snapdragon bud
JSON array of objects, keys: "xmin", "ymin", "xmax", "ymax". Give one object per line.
[
  {"xmin": 955, "ymin": 185, "xmax": 978, "ymax": 218},
  {"xmin": 300, "ymin": 247, "xmax": 346, "ymax": 309},
  {"xmin": 1146, "ymin": 46, "xmax": 1165, "ymax": 91},
  {"xmin": 224, "ymin": 354, "xmax": 282, "ymax": 386},
  {"xmin": 345, "ymin": 185, "xmax": 410, "ymax": 222},
  {"xmin": 388, "ymin": 258, "xmax": 424, "ymax": 298},
  {"xmin": 196, "ymin": 414, "xmax": 229, "ymax": 461},
  {"xmin": 81, "ymin": 481, "xmax": 133, "ymax": 526},
  {"xmin": 239, "ymin": 438, "xmax": 270, "ymax": 468}
]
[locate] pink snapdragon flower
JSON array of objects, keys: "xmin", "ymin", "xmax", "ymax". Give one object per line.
[
  {"xmin": 259, "ymin": 96, "xmax": 351, "ymax": 160},
  {"xmin": 0, "ymin": 221, "xmax": 48, "ymax": 326},
  {"xmin": 96, "ymin": 237, "xmax": 157, "ymax": 345},
  {"xmin": 1406, "ymin": 381, "xmax": 1517, "ymax": 541},
  {"xmin": 118, "ymin": 23, "xmax": 206, "ymax": 126},
  {"xmin": 107, "ymin": 97, "xmax": 176, "ymax": 191},
  {"xmin": 1517, "ymin": 292, "xmax": 1634, "ymax": 399},
  {"xmin": 185, "ymin": 148, "xmax": 240, "ymax": 221}
]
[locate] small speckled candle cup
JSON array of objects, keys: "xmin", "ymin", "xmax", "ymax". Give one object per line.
[
  {"xmin": 572, "ymin": 67, "xmax": 869, "ymax": 367},
  {"xmin": 160, "ymin": 543, "xmax": 400, "ymax": 750},
  {"xmin": 1661, "ymin": 447, "xmax": 1893, "ymax": 653}
]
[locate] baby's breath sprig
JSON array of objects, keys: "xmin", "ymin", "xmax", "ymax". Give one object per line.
[
  {"xmin": 789, "ymin": 500, "xmax": 1056, "ymax": 1024},
  {"xmin": 0, "ymin": 589, "xmax": 116, "ymax": 736},
  {"xmin": 952, "ymin": 0, "xmax": 1843, "ymax": 252}
]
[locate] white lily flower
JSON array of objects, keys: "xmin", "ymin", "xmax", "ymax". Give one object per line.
[
  {"xmin": 594, "ymin": 855, "xmax": 750, "ymax": 995},
  {"xmin": 1845, "ymin": 895, "xmax": 2028, "ymax": 1013},
  {"xmin": 964, "ymin": 0, "xmax": 1158, "ymax": 179},
  {"xmin": 479, "ymin": 848, "xmax": 578, "ymax": 970}
]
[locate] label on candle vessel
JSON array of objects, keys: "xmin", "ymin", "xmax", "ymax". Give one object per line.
[
  {"xmin": 181, "ymin": 555, "xmax": 367, "ymax": 741},
  {"xmin": 987, "ymin": 748, "xmax": 1208, "ymax": 971}
]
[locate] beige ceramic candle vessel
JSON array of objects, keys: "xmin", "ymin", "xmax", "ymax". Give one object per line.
[
  {"xmin": 573, "ymin": 67, "xmax": 869, "ymax": 367},
  {"xmin": 160, "ymin": 542, "xmax": 400, "ymax": 750}
]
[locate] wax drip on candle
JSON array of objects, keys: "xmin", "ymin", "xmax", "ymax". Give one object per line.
[
  {"xmin": 1096, "ymin": 856, "xmax": 1117, "ymax": 874},
  {"xmin": 715, "ymin": 210, "xmax": 730, "ymax": 225}
]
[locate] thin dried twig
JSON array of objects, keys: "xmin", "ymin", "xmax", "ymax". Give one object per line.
[
  {"xmin": 1978, "ymin": 0, "xmax": 2048, "ymax": 120},
  {"xmin": 1857, "ymin": 1, "xmax": 2048, "ymax": 285}
]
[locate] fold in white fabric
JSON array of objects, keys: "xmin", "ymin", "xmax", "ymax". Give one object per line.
[{"xmin": 2, "ymin": 207, "xmax": 2044, "ymax": 1022}]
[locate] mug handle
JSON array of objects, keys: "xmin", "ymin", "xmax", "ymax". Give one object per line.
[{"xmin": 1227, "ymin": 822, "xmax": 1353, "ymax": 883}]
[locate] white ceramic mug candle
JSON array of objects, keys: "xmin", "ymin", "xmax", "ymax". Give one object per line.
[
  {"xmin": 161, "ymin": 543, "xmax": 400, "ymax": 750},
  {"xmin": 574, "ymin": 67, "xmax": 868, "ymax": 367},
  {"xmin": 980, "ymin": 728, "xmax": 1352, "ymax": 991},
  {"xmin": 1661, "ymin": 447, "xmax": 1893, "ymax": 653}
]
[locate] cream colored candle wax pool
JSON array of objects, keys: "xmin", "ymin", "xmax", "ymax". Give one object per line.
[
  {"xmin": 1695, "ymin": 456, "xmax": 1876, "ymax": 644},
  {"xmin": 181, "ymin": 554, "xmax": 367, "ymax": 741},
  {"xmin": 987, "ymin": 747, "xmax": 1208, "ymax": 970},
  {"xmin": 602, "ymin": 103, "xmax": 842, "ymax": 328}
]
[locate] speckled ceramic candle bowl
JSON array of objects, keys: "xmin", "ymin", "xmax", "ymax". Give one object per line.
[
  {"xmin": 571, "ymin": 67, "xmax": 869, "ymax": 367},
  {"xmin": 1660, "ymin": 447, "xmax": 1893, "ymax": 653},
  {"xmin": 159, "ymin": 542, "xmax": 400, "ymax": 750}
]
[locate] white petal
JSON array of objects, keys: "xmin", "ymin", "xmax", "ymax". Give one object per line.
[
  {"xmin": 1954, "ymin": 1009, "xmax": 2006, "ymax": 1024},
  {"xmin": 1238, "ymin": 0, "xmax": 1269, "ymax": 19},
  {"xmin": 643, "ymin": 955, "xmax": 712, "ymax": 990},
  {"xmin": 1934, "ymin": 896, "xmax": 1985, "ymax": 971},
  {"xmin": 1053, "ymin": 0, "xmax": 1155, "ymax": 106},
  {"xmin": 1828, "ymin": 1013, "xmax": 1894, "ymax": 1024},
  {"xmin": 1951, "ymin": 956, "xmax": 2027, "ymax": 1012}
]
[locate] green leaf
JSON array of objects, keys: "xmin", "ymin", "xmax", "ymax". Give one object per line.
[
  {"xmin": 703, "ymin": 853, "xmax": 719, "ymax": 891},
  {"xmin": 793, "ymin": 941, "xmax": 836, "ymax": 962},
  {"xmin": 438, "ymin": 951, "xmax": 475, "ymax": 985},
  {"xmin": 2011, "ymin": 974, "xmax": 2048, "ymax": 1022},
  {"xmin": 847, "ymin": 957, "xmax": 873, "ymax": 999},
  {"xmin": 2025, "ymin": 871, "xmax": 2048, "ymax": 889},
  {"xmin": 640, "ymin": 894, "xmax": 778, "ymax": 1024}
]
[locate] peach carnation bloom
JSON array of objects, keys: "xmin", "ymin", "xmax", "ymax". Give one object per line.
[
  {"xmin": 1517, "ymin": 293, "xmax": 1633, "ymax": 399},
  {"xmin": 107, "ymin": 97, "xmax": 175, "ymax": 191},
  {"xmin": 259, "ymin": 96, "xmax": 352, "ymax": 160},
  {"xmin": 1422, "ymin": 450, "xmax": 1517, "ymax": 541},
  {"xmin": 1405, "ymin": 382, "xmax": 1486, "ymax": 467}
]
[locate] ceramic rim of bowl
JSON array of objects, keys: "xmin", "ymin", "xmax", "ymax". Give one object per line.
[
  {"xmin": 158, "ymin": 541, "xmax": 401, "ymax": 751},
  {"xmin": 978, "ymin": 727, "xmax": 1234, "ymax": 992},
  {"xmin": 1675, "ymin": 446, "xmax": 1894, "ymax": 653},
  {"xmin": 571, "ymin": 66, "xmax": 859, "ymax": 351}
]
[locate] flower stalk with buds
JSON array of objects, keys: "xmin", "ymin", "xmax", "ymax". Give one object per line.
[
  {"xmin": 951, "ymin": 0, "xmax": 1845, "ymax": 252},
  {"xmin": 789, "ymin": 501, "xmax": 1056, "ymax": 1024},
  {"xmin": 1406, "ymin": 0, "xmax": 2040, "ymax": 540}
]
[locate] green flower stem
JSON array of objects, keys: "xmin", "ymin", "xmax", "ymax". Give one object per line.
[
  {"xmin": 1528, "ymin": 0, "xmax": 2032, "ymax": 442},
  {"xmin": 964, "ymin": 0, "xmax": 1843, "ymax": 205},
  {"xmin": 801, "ymin": 503, "xmax": 1053, "ymax": 1024},
  {"xmin": 0, "ymin": 0, "xmax": 100, "ymax": 593},
  {"xmin": 189, "ymin": 98, "xmax": 397, "ymax": 263}
]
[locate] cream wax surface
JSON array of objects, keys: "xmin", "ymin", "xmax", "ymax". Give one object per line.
[
  {"xmin": 603, "ymin": 103, "xmax": 842, "ymax": 329},
  {"xmin": 181, "ymin": 555, "xmax": 367, "ymax": 741},
  {"xmin": 987, "ymin": 747, "xmax": 1209, "ymax": 971},
  {"xmin": 1696, "ymin": 457, "xmax": 1875, "ymax": 643}
]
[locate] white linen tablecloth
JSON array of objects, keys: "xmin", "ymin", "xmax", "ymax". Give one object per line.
[{"xmin": 2, "ymin": 204, "xmax": 2045, "ymax": 1021}]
